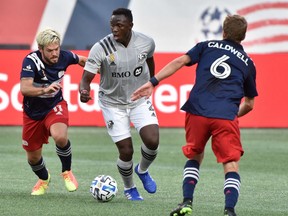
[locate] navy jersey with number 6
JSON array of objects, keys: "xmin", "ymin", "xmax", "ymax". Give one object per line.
[
  {"xmin": 20, "ymin": 50, "xmax": 79, "ymax": 120},
  {"xmin": 181, "ymin": 39, "xmax": 258, "ymax": 120}
]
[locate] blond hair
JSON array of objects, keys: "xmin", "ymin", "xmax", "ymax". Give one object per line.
[{"xmin": 36, "ymin": 28, "xmax": 61, "ymax": 48}]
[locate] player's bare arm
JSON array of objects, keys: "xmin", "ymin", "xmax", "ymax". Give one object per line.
[
  {"xmin": 238, "ymin": 97, "xmax": 255, "ymax": 117},
  {"xmin": 146, "ymin": 56, "xmax": 155, "ymax": 78},
  {"xmin": 79, "ymin": 70, "xmax": 95, "ymax": 102},
  {"xmin": 78, "ymin": 55, "xmax": 87, "ymax": 67},
  {"xmin": 154, "ymin": 54, "xmax": 191, "ymax": 81},
  {"xmin": 131, "ymin": 54, "xmax": 191, "ymax": 101},
  {"xmin": 20, "ymin": 78, "xmax": 61, "ymax": 97}
]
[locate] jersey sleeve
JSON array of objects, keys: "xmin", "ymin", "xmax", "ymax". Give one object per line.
[
  {"xmin": 20, "ymin": 57, "xmax": 37, "ymax": 79},
  {"xmin": 147, "ymin": 38, "xmax": 155, "ymax": 58},
  {"xmin": 243, "ymin": 62, "xmax": 258, "ymax": 98},
  {"xmin": 84, "ymin": 43, "xmax": 105, "ymax": 74},
  {"xmin": 185, "ymin": 42, "xmax": 206, "ymax": 66},
  {"xmin": 62, "ymin": 50, "xmax": 79, "ymax": 65}
]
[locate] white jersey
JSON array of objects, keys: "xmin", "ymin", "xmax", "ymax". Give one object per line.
[{"xmin": 84, "ymin": 31, "xmax": 155, "ymax": 108}]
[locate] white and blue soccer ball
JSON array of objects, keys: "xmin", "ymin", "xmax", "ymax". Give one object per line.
[{"xmin": 90, "ymin": 175, "xmax": 118, "ymax": 202}]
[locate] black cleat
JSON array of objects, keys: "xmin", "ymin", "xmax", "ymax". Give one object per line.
[
  {"xmin": 224, "ymin": 208, "xmax": 237, "ymax": 216},
  {"xmin": 170, "ymin": 200, "xmax": 193, "ymax": 216}
]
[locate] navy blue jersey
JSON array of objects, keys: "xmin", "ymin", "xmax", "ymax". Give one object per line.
[
  {"xmin": 21, "ymin": 50, "xmax": 79, "ymax": 120},
  {"xmin": 181, "ymin": 39, "xmax": 258, "ymax": 120}
]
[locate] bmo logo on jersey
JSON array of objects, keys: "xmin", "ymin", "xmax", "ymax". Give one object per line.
[
  {"xmin": 111, "ymin": 66, "xmax": 143, "ymax": 78},
  {"xmin": 112, "ymin": 71, "xmax": 131, "ymax": 78}
]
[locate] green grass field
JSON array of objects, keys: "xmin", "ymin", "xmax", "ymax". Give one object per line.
[{"xmin": 0, "ymin": 126, "xmax": 287, "ymax": 216}]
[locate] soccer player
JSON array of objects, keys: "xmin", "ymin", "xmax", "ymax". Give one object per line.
[
  {"xmin": 20, "ymin": 28, "xmax": 87, "ymax": 195},
  {"xmin": 79, "ymin": 8, "xmax": 159, "ymax": 201},
  {"xmin": 131, "ymin": 15, "xmax": 258, "ymax": 215}
]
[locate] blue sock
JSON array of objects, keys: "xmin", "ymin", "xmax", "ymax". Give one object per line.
[
  {"xmin": 182, "ymin": 160, "xmax": 200, "ymax": 202},
  {"xmin": 224, "ymin": 172, "xmax": 241, "ymax": 209}
]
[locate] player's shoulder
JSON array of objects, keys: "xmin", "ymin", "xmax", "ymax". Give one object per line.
[
  {"xmin": 96, "ymin": 34, "xmax": 115, "ymax": 46},
  {"xmin": 132, "ymin": 31, "xmax": 155, "ymax": 51},
  {"xmin": 59, "ymin": 49, "xmax": 78, "ymax": 60},
  {"xmin": 25, "ymin": 50, "xmax": 40, "ymax": 59},
  {"xmin": 23, "ymin": 50, "xmax": 42, "ymax": 65},
  {"xmin": 22, "ymin": 51, "xmax": 42, "ymax": 72},
  {"xmin": 91, "ymin": 34, "xmax": 115, "ymax": 51},
  {"xmin": 133, "ymin": 31, "xmax": 154, "ymax": 42}
]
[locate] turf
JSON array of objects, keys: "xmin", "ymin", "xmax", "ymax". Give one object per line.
[{"xmin": 0, "ymin": 127, "xmax": 287, "ymax": 215}]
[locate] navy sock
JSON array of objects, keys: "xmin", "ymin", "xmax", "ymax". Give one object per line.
[
  {"xmin": 224, "ymin": 172, "xmax": 241, "ymax": 209},
  {"xmin": 29, "ymin": 157, "xmax": 48, "ymax": 180},
  {"xmin": 182, "ymin": 160, "xmax": 200, "ymax": 202},
  {"xmin": 56, "ymin": 140, "xmax": 72, "ymax": 172}
]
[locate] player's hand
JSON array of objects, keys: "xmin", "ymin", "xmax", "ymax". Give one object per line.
[
  {"xmin": 43, "ymin": 83, "xmax": 62, "ymax": 94},
  {"xmin": 80, "ymin": 89, "xmax": 93, "ymax": 103},
  {"xmin": 131, "ymin": 82, "xmax": 154, "ymax": 101}
]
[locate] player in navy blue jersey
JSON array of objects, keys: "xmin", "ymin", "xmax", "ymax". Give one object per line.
[
  {"xmin": 131, "ymin": 15, "xmax": 258, "ymax": 216},
  {"xmin": 20, "ymin": 28, "xmax": 87, "ymax": 195}
]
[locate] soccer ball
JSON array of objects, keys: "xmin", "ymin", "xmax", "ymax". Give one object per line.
[{"xmin": 90, "ymin": 175, "xmax": 118, "ymax": 202}]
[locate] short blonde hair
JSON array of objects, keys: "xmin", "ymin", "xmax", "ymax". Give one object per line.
[{"xmin": 36, "ymin": 28, "xmax": 61, "ymax": 48}]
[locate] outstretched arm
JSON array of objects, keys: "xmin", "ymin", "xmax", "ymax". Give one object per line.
[{"xmin": 131, "ymin": 54, "xmax": 191, "ymax": 101}]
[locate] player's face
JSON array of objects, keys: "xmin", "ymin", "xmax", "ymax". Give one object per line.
[
  {"xmin": 40, "ymin": 42, "xmax": 60, "ymax": 65},
  {"xmin": 110, "ymin": 14, "xmax": 133, "ymax": 46}
]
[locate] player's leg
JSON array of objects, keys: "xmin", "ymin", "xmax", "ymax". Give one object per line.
[
  {"xmin": 131, "ymin": 99, "xmax": 159, "ymax": 193},
  {"xmin": 223, "ymin": 162, "xmax": 239, "ymax": 216},
  {"xmin": 50, "ymin": 122, "xmax": 70, "ymax": 170},
  {"xmin": 47, "ymin": 100, "xmax": 78, "ymax": 192},
  {"xmin": 22, "ymin": 113, "xmax": 50, "ymax": 195},
  {"xmin": 116, "ymin": 138, "xmax": 143, "ymax": 200},
  {"xmin": 26, "ymin": 148, "xmax": 51, "ymax": 195},
  {"xmin": 99, "ymin": 101, "xmax": 142, "ymax": 200},
  {"xmin": 211, "ymin": 117, "xmax": 243, "ymax": 216},
  {"xmin": 170, "ymin": 113, "xmax": 210, "ymax": 216}
]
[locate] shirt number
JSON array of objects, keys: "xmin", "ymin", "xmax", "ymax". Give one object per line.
[
  {"xmin": 53, "ymin": 105, "xmax": 63, "ymax": 115},
  {"xmin": 210, "ymin": 55, "xmax": 231, "ymax": 79}
]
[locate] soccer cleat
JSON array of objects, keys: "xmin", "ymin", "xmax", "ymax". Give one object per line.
[
  {"xmin": 31, "ymin": 173, "xmax": 51, "ymax": 195},
  {"xmin": 170, "ymin": 200, "xmax": 193, "ymax": 216},
  {"xmin": 61, "ymin": 170, "xmax": 78, "ymax": 192},
  {"xmin": 224, "ymin": 208, "xmax": 237, "ymax": 216},
  {"xmin": 134, "ymin": 164, "xmax": 157, "ymax": 193},
  {"xmin": 124, "ymin": 187, "xmax": 144, "ymax": 201}
]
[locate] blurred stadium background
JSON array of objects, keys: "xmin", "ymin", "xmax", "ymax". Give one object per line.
[
  {"xmin": 1, "ymin": 2, "xmax": 288, "ymax": 215},
  {"xmin": 0, "ymin": 0, "xmax": 288, "ymax": 127}
]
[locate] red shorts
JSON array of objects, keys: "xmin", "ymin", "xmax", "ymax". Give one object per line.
[
  {"xmin": 182, "ymin": 113, "xmax": 244, "ymax": 163},
  {"xmin": 22, "ymin": 100, "xmax": 69, "ymax": 152}
]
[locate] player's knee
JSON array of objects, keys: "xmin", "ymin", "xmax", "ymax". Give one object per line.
[
  {"xmin": 53, "ymin": 136, "xmax": 68, "ymax": 147},
  {"xmin": 182, "ymin": 145, "xmax": 196, "ymax": 159},
  {"xmin": 28, "ymin": 156, "xmax": 41, "ymax": 165}
]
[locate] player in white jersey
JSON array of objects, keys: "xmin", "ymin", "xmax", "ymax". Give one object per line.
[{"xmin": 79, "ymin": 8, "xmax": 159, "ymax": 201}]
